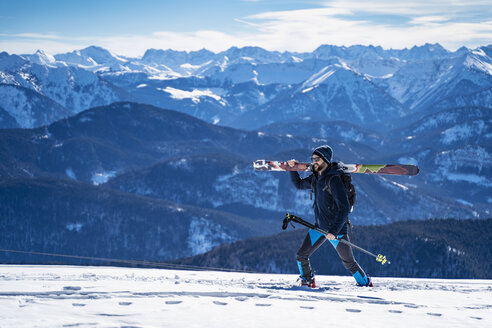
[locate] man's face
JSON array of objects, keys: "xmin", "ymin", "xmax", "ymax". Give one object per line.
[{"xmin": 311, "ymin": 155, "xmax": 327, "ymax": 172}]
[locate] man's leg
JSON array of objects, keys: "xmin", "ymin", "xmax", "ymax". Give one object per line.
[
  {"xmin": 296, "ymin": 229, "xmax": 327, "ymax": 281},
  {"xmin": 328, "ymin": 234, "xmax": 371, "ymax": 286}
]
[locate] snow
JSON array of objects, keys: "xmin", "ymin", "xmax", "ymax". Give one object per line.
[
  {"xmin": 168, "ymin": 158, "xmax": 191, "ymax": 171},
  {"xmin": 456, "ymin": 199, "xmax": 473, "ymax": 207},
  {"xmin": 379, "ymin": 176, "xmax": 409, "ymax": 191},
  {"xmin": 0, "ymin": 265, "xmax": 490, "ymax": 328},
  {"xmin": 398, "ymin": 157, "xmax": 419, "ymax": 166},
  {"xmin": 187, "ymin": 217, "xmax": 236, "ymax": 255},
  {"xmin": 440, "ymin": 121, "xmax": 485, "ymax": 144},
  {"xmin": 91, "ymin": 171, "xmax": 116, "ymax": 185},
  {"xmin": 302, "ymin": 66, "xmax": 338, "ymax": 88},
  {"xmin": 66, "ymin": 223, "xmax": 84, "ymax": 232},
  {"xmin": 65, "ymin": 168, "xmax": 77, "ymax": 180},
  {"xmin": 447, "ymin": 173, "xmax": 491, "ymax": 186},
  {"xmin": 160, "ymin": 87, "xmax": 224, "ymax": 104},
  {"xmin": 0, "ymin": 86, "xmax": 35, "ymax": 128},
  {"xmin": 292, "ymin": 56, "xmax": 303, "ymax": 63}
]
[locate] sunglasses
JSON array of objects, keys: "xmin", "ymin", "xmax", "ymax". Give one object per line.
[{"xmin": 311, "ymin": 157, "xmax": 322, "ymax": 163}]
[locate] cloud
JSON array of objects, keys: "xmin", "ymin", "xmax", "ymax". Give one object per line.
[
  {"xmin": 409, "ymin": 16, "xmax": 451, "ymax": 25},
  {"xmin": 232, "ymin": 2, "xmax": 491, "ymax": 51},
  {"xmin": 0, "ymin": 33, "xmax": 62, "ymax": 40},
  {"xmin": 324, "ymin": 0, "xmax": 490, "ymax": 17}
]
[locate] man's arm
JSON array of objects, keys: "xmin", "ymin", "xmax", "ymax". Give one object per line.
[
  {"xmin": 289, "ymin": 171, "xmax": 313, "ymax": 190},
  {"xmin": 288, "ymin": 159, "xmax": 313, "ymax": 190}
]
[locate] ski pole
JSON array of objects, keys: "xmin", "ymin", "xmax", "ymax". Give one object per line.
[{"xmin": 283, "ymin": 213, "xmax": 390, "ymax": 265}]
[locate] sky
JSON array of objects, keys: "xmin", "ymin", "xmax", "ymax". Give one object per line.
[{"xmin": 0, "ymin": 0, "xmax": 491, "ymax": 57}]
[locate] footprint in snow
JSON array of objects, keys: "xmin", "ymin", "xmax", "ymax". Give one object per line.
[
  {"xmin": 71, "ymin": 303, "xmax": 86, "ymax": 307},
  {"xmin": 470, "ymin": 316, "xmax": 482, "ymax": 320},
  {"xmin": 165, "ymin": 300, "xmax": 182, "ymax": 305},
  {"xmin": 63, "ymin": 286, "xmax": 82, "ymax": 291},
  {"xmin": 300, "ymin": 306, "xmax": 315, "ymax": 310},
  {"xmin": 388, "ymin": 310, "xmax": 402, "ymax": 313},
  {"xmin": 255, "ymin": 303, "xmax": 271, "ymax": 307},
  {"xmin": 345, "ymin": 309, "xmax": 361, "ymax": 313},
  {"xmin": 426, "ymin": 313, "xmax": 442, "ymax": 317},
  {"xmin": 119, "ymin": 302, "xmax": 132, "ymax": 306},
  {"xmin": 235, "ymin": 297, "xmax": 248, "ymax": 302},
  {"xmin": 213, "ymin": 301, "xmax": 228, "ymax": 306}
]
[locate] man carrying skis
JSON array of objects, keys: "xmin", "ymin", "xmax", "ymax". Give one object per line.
[{"xmin": 288, "ymin": 145, "xmax": 372, "ymax": 288}]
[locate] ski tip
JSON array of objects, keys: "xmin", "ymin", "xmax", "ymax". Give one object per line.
[{"xmin": 407, "ymin": 165, "xmax": 419, "ymax": 176}]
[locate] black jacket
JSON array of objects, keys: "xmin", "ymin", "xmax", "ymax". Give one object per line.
[{"xmin": 290, "ymin": 166, "xmax": 350, "ymax": 236}]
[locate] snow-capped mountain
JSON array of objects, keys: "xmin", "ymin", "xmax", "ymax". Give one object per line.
[
  {"xmin": 1, "ymin": 43, "xmax": 491, "ymax": 130},
  {"xmin": 374, "ymin": 47, "xmax": 492, "ymax": 113},
  {"xmin": 22, "ymin": 49, "xmax": 60, "ymax": 68},
  {"xmin": 53, "ymin": 46, "xmax": 130, "ymax": 71},
  {"xmin": 233, "ymin": 62, "xmax": 405, "ymax": 129},
  {"xmin": 0, "ymin": 84, "xmax": 71, "ymax": 128},
  {"xmin": 382, "ymin": 106, "xmax": 491, "ymax": 207},
  {"xmin": 0, "ymin": 51, "xmax": 132, "ymax": 127},
  {"xmin": 313, "ymin": 43, "xmax": 454, "ymax": 62}
]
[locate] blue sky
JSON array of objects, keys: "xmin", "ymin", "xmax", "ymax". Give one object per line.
[{"xmin": 1, "ymin": 0, "xmax": 491, "ymax": 56}]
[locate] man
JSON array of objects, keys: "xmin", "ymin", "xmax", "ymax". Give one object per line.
[{"xmin": 288, "ymin": 145, "xmax": 372, "ymax": 288}]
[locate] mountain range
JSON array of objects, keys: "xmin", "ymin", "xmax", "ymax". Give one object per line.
[
  {"xmin": 0, "ymin": 44, "xmax": 490, "ymax": 130},
  {"xmin": 0, "ymin": 43, "xmax": 491, "ymax": 269}
]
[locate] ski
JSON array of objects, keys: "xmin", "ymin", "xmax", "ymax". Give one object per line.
[{"xmin": 253, "ymin": 160, "xmax": 419, "ymax": 176}]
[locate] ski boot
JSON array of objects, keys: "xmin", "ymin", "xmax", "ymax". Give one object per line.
[
  {"xmin": 356, "ymin": 276, "xmax": 373, "ymax": 287},
  {"xmin": 297, "ymin": 275, "xmax": 316, "ymax": 288}
]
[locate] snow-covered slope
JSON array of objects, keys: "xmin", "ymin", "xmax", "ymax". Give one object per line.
[
  {"xmin": 234, "ymin": 62, "xmax": 405, "ymax": 129},
  {"xmin": 0, "ymin": 84, "xmax": 71, "ymax": 128},
  {"xmin": 0, "ymin": 51, "xmax": 132, "ymax": 125},
  {"xmin": 382, "ymin": 106, "xmax": 491, "ymax": 205},
  {"xmin": 375, "ymin": 49, "xmax": 492, "ymax": 112},
  {"xmin": 0, "ymin": 265, "xmax": 490, "ymax": 328},
  {"xmin": 54, "ymin": 46, "xmax": 130, "ymax": 71}
]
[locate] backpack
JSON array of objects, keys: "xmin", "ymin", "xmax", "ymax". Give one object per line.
[{"xmin": 310, "ymin": 163, "xmax": 357, "ymax": 211}]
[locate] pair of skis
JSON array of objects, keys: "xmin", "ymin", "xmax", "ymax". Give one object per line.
[{"xmin": 253, "ymin": 160, "xmax": 419, "ymax": 176}]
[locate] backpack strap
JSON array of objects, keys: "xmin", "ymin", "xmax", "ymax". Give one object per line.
[{"xmin": 323, "ymin": 167, "xmax": 355, "ymax": 243}]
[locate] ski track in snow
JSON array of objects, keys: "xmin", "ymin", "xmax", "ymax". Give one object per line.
[{"xmin": 0, "ymin": 265, "xmax": 490, "ymax": 327}]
